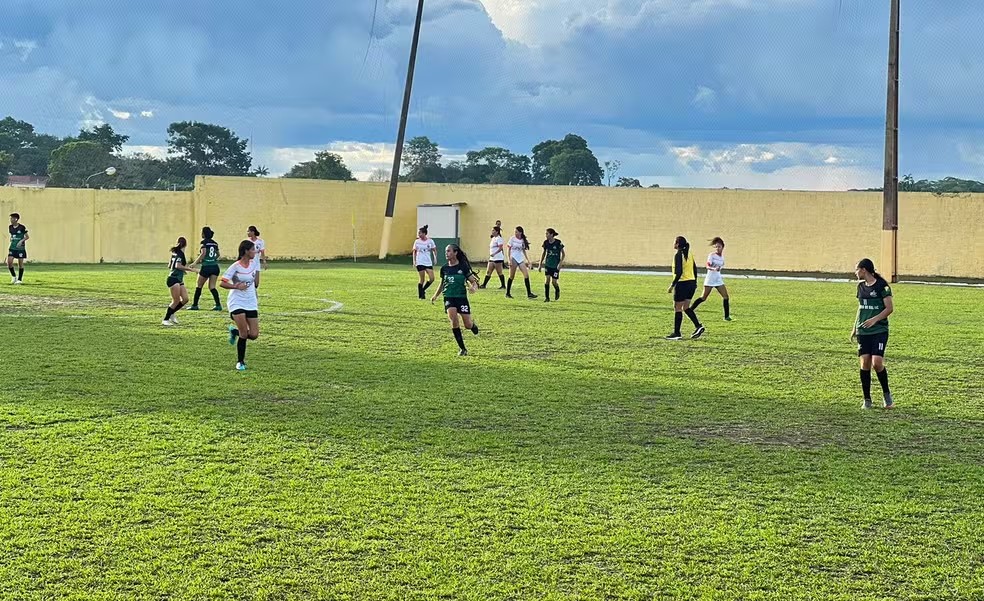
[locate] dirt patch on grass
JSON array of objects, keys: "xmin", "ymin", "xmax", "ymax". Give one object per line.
[{"xmin": 0, "ymin": 294, "xmax": 138, "ymax": 313}]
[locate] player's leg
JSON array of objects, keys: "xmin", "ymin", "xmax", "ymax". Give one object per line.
[
  {"xmin": 163, "ymin": 283, "xmax": 182, "ymax": 324},
  {"xmin": 690, "ymin": 286, "xmax": 712, "ymax": 310},
  {"xmin": 208, "ymin": 274, "xmax": 222, "ymax": 309},
  {"xmin": 448, "ymin": 307, "xmax": 467, "ymax": 354},
  {"xmin": 506, "ymin": 261, "xmax": 518, "ymax": 297},
  {"xmin": 231, "ymin": 311, "xmax": 250, "ymax": 369},
  {"xmin": 518, "ymin": 262, "xmax": 535, "ymax": 298}
]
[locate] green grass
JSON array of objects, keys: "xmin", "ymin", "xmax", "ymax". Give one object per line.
[{"xmin": 1, "ymin": 264, "xmax": 982, "ymax": 600}]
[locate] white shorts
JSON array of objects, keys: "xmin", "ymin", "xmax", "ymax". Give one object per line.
[{"xmin": 704, "ymin": 271, "xmax": 724, "ymax": 288}]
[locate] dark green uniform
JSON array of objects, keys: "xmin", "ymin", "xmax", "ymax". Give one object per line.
[
  {"xmin": 167, "ymin": 249, "xmax": 187, "ymax": 288},
  {"xmin": 8, "ymin": 224, "xmax": 27, "ymax": 259},
  {"xmin": 441, "ymin": 263, "xmax": 472, "ymax": 314},
  {"xmin": 200, "ymin": 239, "xmax": 221, "ymax": 277},
  {"xmin": 856, "ymin": 280, "xmax": 891, "ymax": 335},
  {"xmin": 543, "ymin": 239, "xmax": 564, "ymax": 269}
]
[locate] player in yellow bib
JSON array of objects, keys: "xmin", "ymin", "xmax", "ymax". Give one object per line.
[{"xmin": 665, "ymin": 236, "xmax": 705, "ymax": 340}]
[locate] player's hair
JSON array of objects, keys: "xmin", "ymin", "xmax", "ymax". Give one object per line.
[
  {"xmin": 10, "ymin": 213, "xmax": 19, "ymax": 219},
  {"xmin": 490, "ymin": 226, "xmax": 501, "ymax": 238},
  {"xmin": 675, "ymin": 235, "xmax": 690, "ymax": 258},
  {"xmin": 418, "ymin": 225, "xmax": 428, "ymax": 235},
  {"xmin": 515, "ymin": 226, "xmax": 530, "ymax": 250},
  {"xmin": 170, "ymin": 237, "xmax": 187, "ymax": 253},
  {"xmin": 448, "ymin": 244, "xmax": 478, "ymax": 279},
  {"xmin": 202, "ymin": 226, "xmax": 214, "ymax": 240},
  {"xmin": 546, "ymin": 228, "xmax": 558, "ymax": 237},
  {"xmin": 238, "ymin": 239, "xmax": 256, "ymax": 259},
  {"xmin": 247, "ymin": 225, "xmax": 260, "ymax": 237},
  {"xmin": 710, "ymin": 236, "xmax": 725, "ymax": 248},
  {"xmin": 857, "ymin": 258, "xmax": 887, "ymax": 286}
]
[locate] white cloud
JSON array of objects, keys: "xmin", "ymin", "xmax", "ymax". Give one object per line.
[
  {"xmin": 110, "ymin": 109, "xmax": 132, "ymax": 120},
  {"xmin": 258, "ymin": 142, "xmax": 397, "ymax": 179},
  {"xmin": 140, "ymin": 110, "xmax": 154, "ymax": 118},
  {"xmin": 79, "ymin": 96, "xmax": 104, "ymax": 129},
  {"xmin": 692, "ymin": 86, "xmax": 717, "ymax": 111},
  {"xmin": 122, "ymin": 145, "xmax": 167, "ymax": 159},
  {"xmin": 13, "ymin": 39, "xmax": 37, "ymax": 61}
]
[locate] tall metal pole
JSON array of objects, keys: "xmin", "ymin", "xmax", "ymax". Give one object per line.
[
  {"xmin": 882, "ymin": 0, "xmax": 900, "ymax": 282},
  {"xmin": 378, "ymin": 0, "xmax": 425, "ymax": 259}
]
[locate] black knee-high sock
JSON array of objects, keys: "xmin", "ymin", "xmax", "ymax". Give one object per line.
[
  {"xmin": 164, "ymin": 305, "xmax": 176, "ymax": 320},
  {"xmin": 723, "ymin": 298, "xmax": 730, "ymax": 318},
  {"xmin": 673, "ymin": 312, "xmax": 683, "ymax": 335},
  {"xmin": 211, "ymin": 288, "xmax": 221, "ymax": 307},
  {"xmin": 17, "ymin": 267, "xmax": 23, "ymax": 281},
  {"xmin": 553, "ymin": 283, "xmax": 560, "ymax": 298},
  {"xmin": 875, "ymin": 368, "xmax": 890, "ymax": 395},
  {"xmin": 7, "ymin": 266, "xmax": 14, "ymax": 277},
  {"xmin": 507, "ymin": 278, "xmax": 514, "ymax": 294},
  {"xmin": 690, "ymin": 297, "xmax": 705, "ymax": 310},
  {"xmin": 174, "ymin": 301, "xmax": 185, "ymax": 311},
  {"xmin": 193, "ymin": 287, "xmax": 203, "ymax": 306},
  {"xmin": 685, "ymin": 308, "xmax": 701, "ymax": 328},
  {"xmin": 470, "ymin": 323, "xmax": 479, "ymax": 335},
  {"xmin": 498, "ymin": 274, "xmax": 505, "ymax": 288},
  {"xmin": 544, "ymin": 282, "xmax": 551, "ymax": 299},
  {"xmin": 423, "ymin": 280, "xmax": 433, "ymax": 291},
  {"xmin": 482, "ymin": 274, "xmax": 491, "ymax": 287},
  {"xmin": 237, "ymin": 338, "xmax": 247, "ymax": 363},
  {"xmin": 452, "ymin": 328, "xmax": 466, "ymax": 351},
  {"xmin": 860, "ymin": 369, "xmax": 872, "ymax": 399},
  {"xmin": 524, "ymin": 278, "xmax": 533, "ymax": 295},
  {"xmin": 418, "ymin": 283, "xmax": 424, "ymax": 299}
]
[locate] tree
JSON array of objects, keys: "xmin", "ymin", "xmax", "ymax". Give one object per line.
[
  {"xmin": 531, "ymin": 134, "xmax": 602, "ymax": 185},
  {"xmin": 47, "ymin": 141, "xmax": 115, "ymax": 188},
  {"xmin": 648, "ymin": 183, "xmax": 661, "ymax": 188},
  {"xmin": 0, "ymin": 151, "xmax": 12, "ymax": 185},
  {"xmin": 165, "ymin": 121, "xmax": 253, "ymax": 179},
  {"xmin": 462, "ymin": 147, "xmax": 531, "ymax": 184},
  {"xmin": 367, "ymin": 168, "xmax": 390, "ymax": 182},
  {"xmin": 604, "ymin": 160, "xmax": 622, "ymax": 186},
  {"xmin": 284, "ymin": 151, "xmax": 354, "ymax": 181},
  {"xmin": 615, "ymin": 177, "xmax": 642, "ymax": 188},
  {"xmin": 78, "ymin": 124, "xmax": 129, "ymax": 154},
  {"xmin": 0, "ymin": 117, "xmax": 72, "ymax": 176},
  {"xmin": 402, "ymin": 136, "xmax": 443, "ymax": 182},
  {"xmin": 114, "ymin": 153, "xmax": 167, "ymax": 190}
]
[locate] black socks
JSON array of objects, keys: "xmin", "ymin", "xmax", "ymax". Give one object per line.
[
  {"xmin": 452, "ymin": 328, "xmax": 466, "ymax": 351},
  {"xmin": 193, "ymin": 287, "xmax": 203, "ymax": 306},
  {"xmin": 423, "ymin": 281, "xmax": 433, "ymax": 292},
  {"xmin": 498, "ymin": 275, "xmax": 505, "ymax": 288},
  {"xmin": 164, "ymin": 306, "xmax": 176, "ymax": 320},
  {"xmin": 211, "ymin": 288, "xmax": 221, "ymax": 307},
  {"xmin": 544, "ymin": 282, "xmax": 551, "ymax": 299},
  {"xmin": 553, "ymin": 283, "xmax": 560, "ymax": 299},
  {"xmin": 876, "ymin": 368, "xmax": 890, "ymax": 395},
  {"xmin": 237, "ymin": 337, "xmax": 247, "ymax": 363},
  {"xmin": 482, "ymin": 274, "xmax": 491, "ymax": 287},
  {"xmin": 524, "ymin": 278, "xmax": 533, "ymax": 295},
  {"xmin": 860, "ymin": 369, "xmax": 872, "ymax": 399},
  {"xmin": 685, "ymin": 309, "xmax": 701, "ymax": 328},
  {"xmin": 17, "ymin": 267, "xmax": 23, "ymax": 281},
  {"xmin": 723, "ymin": 298, "xmax": 730, "ymax": 318},
  {"xmin": 673, "ymin": 312, "xmax": 683, "ymax": 335},
  {"xmin": 418, "ymin": 284, "xmax": 424, "ymax": 299},
  {"xmin": 690, "ymin": 298, "xmax": 705, "ymax": 310},
  {"xmin": 507, "ymin": 278, "xmax": 513, "ymax": 294},
  {"xmin": 7, "ymin": 266, "xmax": 14, "ymax": 277}
]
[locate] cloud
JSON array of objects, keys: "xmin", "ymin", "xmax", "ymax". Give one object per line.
[
  {"xmin": 140, "ymin": 110, "xmax": 154, "ymax": 118},
  {"xmin": 110, "ymin": 109, "xmax": 132, "ymax": 120}
]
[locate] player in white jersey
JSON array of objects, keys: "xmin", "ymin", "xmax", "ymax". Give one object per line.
[
  {"xmin": 220, "ymin": 240, "xmax": 261, "ymax": 371},
  {"xmin": 690, "ymin": 237, "xmax": 731, "ymax": 320},
  {"xmin": 479, "ymin": 225, "xmax": 506, "ymax": 289},
  {"xmin": 247, "ymin": 226, "xmax": 266, "ymax": 289},
  {"xmin": 505, "ymin": 225, "xmax": 536, "ymax": 299},
  {"xmin": 412, "ymin": 225, "xmax": 438, "ymax": 299}
]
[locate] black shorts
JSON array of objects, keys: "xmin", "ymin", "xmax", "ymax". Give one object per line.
[
  {"xmin": 166, "ymin": 277, "xmax": 184, "ymax": 288},
  {"xmin": 8, "ymin": 249, "xmax": 26, "ymax": 259},
  {"xmin": 490, "ymin": 259, "xmax": 504, "ymax": 265},
  {"xmin": 231, "ymin": 309, "xmax": 259, "ymax": 319},
  {"xmin": 544, "ymin": 267, "xmax": 561, "ymax": 279},
  {"xmin": 674, "ymin": 280, "xmax": 697, "ymax": 302},
  {"xmin": 416, "ymin": 265, "xmax": 434, "ymax": 272},
  {"xmin": 443, "ymin": 297, "xmax": 471, "ymax": 315},
  {"xmin": 858, "ymin": 331, "xmax": 889, "ymax": 357},
  {"xmin": 200, "ymin": 264, "xmax": 220, "ymax": 278}
]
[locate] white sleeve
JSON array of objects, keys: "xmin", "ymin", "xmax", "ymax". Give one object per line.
[{"xmin": 222, "ymin": 263, "xmax": 236, "ymax": 281}]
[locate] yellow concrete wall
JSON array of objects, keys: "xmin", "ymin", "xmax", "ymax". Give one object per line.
[{"xmin": 2, "ymin": 178, "xmax": 981, "ymax": 278}]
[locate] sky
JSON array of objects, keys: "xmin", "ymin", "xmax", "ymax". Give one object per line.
[{"xmin": 1, "ymin": 0, "xmax": 982, "ymax": 189}]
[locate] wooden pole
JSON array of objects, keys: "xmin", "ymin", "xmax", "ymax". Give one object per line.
[{"xmin": 882, "ymin": 0, "xmax": 900, "ymax": 282}]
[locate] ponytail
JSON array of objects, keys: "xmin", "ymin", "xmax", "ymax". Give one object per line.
[
  {"xmin": 450, "ymin": 244, "xmax": 478, "ymax": 278},
  {"xmin": 170, "ymin": 237, "xmax": 187, "ymax": 253},
  {"xmin": 675, "ymin": 235, "xmax": 690, "ymax": 258},
  {"xmin": 857, "ymin": 258, "xmax": 887, "ymax": 286},
  {"xmin": 516, "ymin": 226, "xmax": 529, "ymax": 250}
]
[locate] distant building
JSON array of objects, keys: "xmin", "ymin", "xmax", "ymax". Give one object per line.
[{"xmin": 5, "ymin": 176, "xmax": 50, "ymax": 189}]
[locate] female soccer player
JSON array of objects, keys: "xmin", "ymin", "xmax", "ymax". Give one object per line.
[
  {"xmin": 247, "ymin": 226, "xmax": 266, "ymax": 289},
  {"xmin": 412, "ymin": 225, "xmax": 438, "ymax": 299},
  {"xmin": 480, "ymin": 225, "xmax": 506, "ymax": 289},
  {"xmin": 431, "ymin": 244, "xmax": 480, "ymax": 356},
  {"xmin": 851, "ymin": 258, "xmax": 895, "ymax": 409},
  {"xmin": 537, "ymin": 228, "xmax": 566, "ymax": 302},
  {"xmin": 506, "ymin": 226, "xmax": 536, "ymax": 299},
  {"xmin": 163, "ymin": 237, "xmax": 199, "ymax": 326},
  {"xmin": 221, "ymin": 240, "xmax": 260, "ymax": 371},
  {"xmin": 189, "ymin": 226, "xmax": 223, "ymax": 311},
  {"xmin": 7, "ymin": 213, "xmax": 29, "ymax": 284},
  {"xmin": 665, "ymin": 236, "xmax": 705, "ymax": 340},
  {"xmin": 690, "ymin": 237, "xmax": 731, "ymax": 320}
]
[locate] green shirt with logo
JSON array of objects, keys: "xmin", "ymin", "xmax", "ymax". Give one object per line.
[
  {"xmin": 542, "ymin": 239, "xmax": 564, "ymax": 269},
  {"xmin": 201, "ymin": 239, "xmax": 220, "ymax": 266},
  {"xmin": 169, "ymin": 249, "xmax": 187, "ymax": 282},
  {"xmin": 440, "ymin": 264, "xmax": 471, "ymax": 298},
  {"xmin": 8, "ymin": 224, "xmax": 27, "ymax": 251},
  {"xmin": 856, "ymin": 279, "xmax": 892, "ymax": 335}
]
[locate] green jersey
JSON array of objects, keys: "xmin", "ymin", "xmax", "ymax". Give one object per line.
[
  {"xmin": 440, "ymin": 263, "xmax": 471, "ymax": 298},
  {"xmin": 168, "ymin": 249, "xmax": 187, "ymax": 281},
  {"xmin": 856, "ymin": 279, "xmax": 892, "ymax": 335},
  {"xmin": 8, "ymin": 224, "xmax": 27, "ymax": 251},
  {"xmin": 542, "ymin": 238, "xmax": 564, "ymax": 269},
  {"xmin": 200, "ymin": 239, "xmax": 220, "ymax": 266}
]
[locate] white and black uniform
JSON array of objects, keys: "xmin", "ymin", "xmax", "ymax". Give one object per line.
[
  {"xmin": 508, "ymin": 236, "xmax": 527, "ymax": 265},
  {"xmin": 489, "ymin": 236, "xmax": 505, "ymax": 262},
  {"xmin": 413, "ymin": 238, "xmax": 437, "ymax": 268},
  {"xmin": 704, "ymin": 253, "xmax": 725, "ymax": 287},
  {"xmin": 223, "ymin": 260, "xmax": 260, "ymax": 315},
  {"xmin": 250, "ymin": 238, "xmax": 266, "ymax": 271}
]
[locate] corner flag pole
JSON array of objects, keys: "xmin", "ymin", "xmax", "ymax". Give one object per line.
[
  {"xmin": 882, "ymin": 0, "xmax": 900, "ymax": 283},
  {"xmin": 379, "ymin": 0, "xmax": 425, "ymax": 259}
]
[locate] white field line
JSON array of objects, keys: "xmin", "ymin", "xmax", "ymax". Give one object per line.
[{"xmin": 564, "ymin": 269, "xmax": 984, "ymax": 288}]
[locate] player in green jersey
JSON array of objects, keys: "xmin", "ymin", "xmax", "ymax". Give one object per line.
[
  {"xmin": 851, "ymin": 258, "xmax": 895, "ymax": 409},
  {"xmin": 537, "ymin": 228, "xmax": 566, "ymax": 302},
  {"xmin": 189, "ymin": 226, "xmax": 223, "ymax": 311},
  {"xmin": 7, "ymin": 213, "xmax": 29, "ymax": 284},
  {"xmin": 431, "ymin": 244, "xmax": 480, "ymax": 356},
  {"xmin": 163, "ymin": 237, "xmax": 199, "ymax": 326}
]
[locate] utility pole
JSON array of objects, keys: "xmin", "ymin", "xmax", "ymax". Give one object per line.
[
  {"xmin": 882, "ymin": 0, "xmax": 900, "ymax": 282},
  {"xmin": 378, "ymin": 0, "xmax": 425, "ymax": 259}
]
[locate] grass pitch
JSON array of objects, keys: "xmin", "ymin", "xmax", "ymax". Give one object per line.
[{"xmin": 1, "ymin": 264, "xmax": 982, "ymax": 600}]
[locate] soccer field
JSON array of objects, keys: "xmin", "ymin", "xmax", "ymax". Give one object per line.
[{"xmin": 1, "ymin": 264, "xmax": 981, "ymax": 599}]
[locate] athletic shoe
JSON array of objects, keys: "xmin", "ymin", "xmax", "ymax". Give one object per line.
[
  {"xmin": 724, "ymin": 316, "xmax": 733, "ymax": 321},
  {"xmin": 478, "ymin": 284, "xmax": 487, "ymax": 289},
  {"xmin": 236, "ymin": 362, "xmax": 247, "ymax": 371},
  {"xmin": 169, "ymin": 316, "xmax": 179, "ymax": 325},
  {"xmin": 554, "ymin": 290, "xmax": 560, "ymax": 300},
  {"xmin": 14, "ymin": 280, "xmax": 23, "ymax": 285},
  {"xmin": 505, "ymin": 293, "xmax": 513, "ymax": 298},
  {"xmin": 691, "ymin": 325, "xmax": 706, "ymax": 339},
  {"xmin": 544, "ymin": 298, "xmax": 550, "ymax": 303},
  {"xmin": 665, "ymin": 333, "xmax": 683, "ymax": 340},
  {"xmin": 527, "ymin": 293, "xmax": 537, "ymax": 299},
  {"xmin": 212, "ymin": 305, "xmax": 223, "ymax": 311},
  {"xmin": 187, "ymin": 305, "xmax": 199, "ymax": 311},
  {"xmin": 883, "ymin": 394, "xmax": 894, "ymax": 409},
  {"xmin": 228, "ymin": 325, "xmax": 238, "ymax": 345},
  {"xmin": 471, "ymin": 325, "xmax": 479, "ymax": 335},
  {"xmin": 9, "ymin": 277, "xmax": 16, "ymax": 284},
  {"xmin": 497, "ymin": 286, "xmax": 505, "ymax": 290},
  {"xmin": 458, "ymin": 349, "xmax": 468, "ymax": 356},
  {"xmin": 862, "ymin": 398, "xmax": 873, "ymax": 409},
  {"xmin": 162, "ymin": 320, "xmax": 174, "ymax": 326}
]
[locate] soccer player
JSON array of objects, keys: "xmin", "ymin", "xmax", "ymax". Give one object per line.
[
  {"xmin": 189, "ymin": 226, "xmax": 223, "ymax": 311},
  {"xmin": 851, "ymin": 258, "xmax": 895, "ymax": 409},
  {"xmin": 431, "ymin": 244, "xmax": 480, "ymax": 356},
  {"xmin": 247, "ymin": 226, "xmax": 266, "ymax": 289},
  {"xmin": 537, "ymin": 228, "xmax": 565, "ymax": 302},
  {"xmin": 412, "ymin": 225, "xmax": 438, "ymax": 299},
  {"xmin": 665, "ymin": 236, "xmax": 705, "ymax": 340},
  {"xmin": 7, "ymin": 213, "xmax": 29, "ymax": 284},
  {"xmin": 163, "ymin": 237, "xmax": 199, "ymax": 326},
  {"xmin": 690, "ymin": 237, "xmax": 731, "ymax": 320},
  {"xmin": 506, "ymin": 226, "xmax": 536, "ymax": 299},
  {"xmin": 221, "ymin": 240, "xmax": 260, "ymax": 371},
  {"xmin": 480, "ymin": 225, "xmax": 506, "ymax": 289}
]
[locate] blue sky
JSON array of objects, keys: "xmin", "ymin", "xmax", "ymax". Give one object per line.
[{"xmin": 1, "ymin": 0, "xmax": 982, "ymax": 189}]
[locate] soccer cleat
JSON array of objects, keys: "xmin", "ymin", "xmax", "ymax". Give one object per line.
[
  {"xmin": 544, "ymin": 298, "xmax": 550, "ymax": 303},
  {"xmin": 883, "ymin": 394, "xmax": 894, "ymax": 409},
  {"xmin": 228, "ymin": 325, "xmax": 238, "ymax": 345},
  {"xmin": 692, "ymin": 325, "xmax": 706, "ymax": 339},
  {"xmin": 169, "ymin": 316, "xmax": 179, "ymax": 325},
  {"xmin": 187, "ymin": 305, "xmax": 199, "ymax": 311},
  {"xmin": 497, "ymin": 286, "xmax": 505, "ymax": 290},
  {"xmin": 527, "ymin": 293, "xmax": 537, "ymax": 299},
  {"xmin": 212, "ymin": 305, "xmax": 223, "ymax": 311},
  {"xmin": 724, "ymin": 316, "xmax": 733, "ymax": 321},
  {"xmin": 505, "ymin": 293, "xmax": 513, "ymax": 298},
  {"xmin": 478, "ymin": 284, "xmax": 487, "ymax": 289},
  {"xmin": 862, "ymin": 398, "xmax": 873, "ymax": 409},
  {"xmin": 458, "ymin": 349, "xmax": 468, "ymax": 356},
  {"xmin": 10, "ymin": 277, "xmax": 16, "ymax": 284},
  {"xmin": 161, "ymin": 319, "xmax": 174, "ymax": 326},
  {"xmin": 554, "ymin": 289, "xmax": 560, "ymax": 300},
  {"xmin": 665, "ymin": 333, "xmax": 683, "ymax": 340},
  {"xmin": 15, "ymin": 279, "xmax": 23, "ymax": 285},
  {"xmin": 236, "ymin": 362, "xmax": 247, "ymax": 371},
  {"xmin": 471, "ymin": 325, "xmax": 479, "ymax": 335}
]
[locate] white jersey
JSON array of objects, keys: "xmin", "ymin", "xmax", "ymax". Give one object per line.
[
  {"xmin": 413, "ymin": 238, "xmax": 437, "ymax": 267},
  {"xmin": 222, "ymin": 259, "xmax": 260, "ymax": 312},
  {"xmin": 250, "ymin": 238, "xmax": 266, "ymax": 270},
  {"xmin": 704, "ymin": 252, "xmax": 725, "ymax": 287},
  {"xmin": 507, "ymin": 236, "xmax": 528, "ymax": 263},
  {"xmin": 489, "ymin": 236, "xmax": 505, "ymax": 261}
]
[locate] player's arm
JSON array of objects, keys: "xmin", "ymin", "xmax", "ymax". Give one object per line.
[
  {"xmin": 430, "ymin": 279, "xmax": 446, "ymax": 303},
  {"xmin": 20, "ymin": 231, "xmax": 29, "ymax": 247},
  {"xmin": 667, "ymin": 252, "xmax": 683, "ymax": 293},
  {"xmin": 176, "ymin": 262, "xmax": 198, "ymax": 274},
  {"xmin": 861, "ymin": 296, "xmax": 894, "ymax": 329},
  {"xmin": 467, "ymin": 273, "xmax": 479, "ymax": 292},
  {"xmin": 189, "ymin": 248, "xmax": 206, "ymax": 267},
  {"xmin": 430, "ymin": 245, "xmax": 438, "ymax": 266},
  {"xmin": 259, "ymin": 247, "xmax": 267, "ymax": 267},
  {"xmin": 412, "ymin": 246, "xmax": 419, "ymax": 268},
  {"xmin": 537, "ymin": 249, "xmax": 546, "ymax": 270}
]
